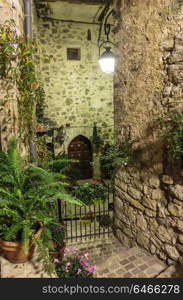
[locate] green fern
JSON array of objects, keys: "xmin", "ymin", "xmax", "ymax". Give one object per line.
[{"xmin": 0, "ymin": 137, "xmax": 83, "ymax": 274}]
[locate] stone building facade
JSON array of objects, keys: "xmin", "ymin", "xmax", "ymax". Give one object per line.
[
  {"xmin": 114, "ymin": 0, "xmax": 183, "ymax": 264},
  {"xmin": 37, "ymin": 17, "xmax": 114, "ymax": 150}
]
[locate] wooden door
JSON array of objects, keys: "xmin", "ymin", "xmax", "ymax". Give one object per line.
[{"xmin": 68, "ymin": 135, "xmax": 93, "ymax": 179}]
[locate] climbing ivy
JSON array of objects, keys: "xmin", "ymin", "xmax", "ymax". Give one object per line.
[
  {"xmin": 0, "ymin": 20, "xmax": 47, "ymax": 146},
  {"xmin": 17, "ymin": 37, "xmax": 38, "ymax": 143}
]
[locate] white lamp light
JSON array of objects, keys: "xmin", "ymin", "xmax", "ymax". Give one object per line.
[{"xmin": 99, "ymin": 47, "xmax": 115, "ymax": 73}]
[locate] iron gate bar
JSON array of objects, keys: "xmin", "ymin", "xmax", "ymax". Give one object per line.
[
  {"xmin": 108, "ymin": 189, "xmax": 110, "ymax": 236},
  {"xmin": 57, "ymin": 199, "xmax": 62, "ymax": 223},
  {"xmin": 74, "ymin": 203, "xmax": 78, "ymax": 241},
  {"xmin": 102, "ymin": 199, "xmax": 105, "ymax": 235},
  {"xmin": 84, "ymin": 205, "xmax": 87, "ymax": 238},
  {"xmin": 80, "ymin": 206, "xmax": 82, "ymax": 239},
  {"xmin": 94, "ymin": 203, "xmax": 96, "ymax": 237},
  {"xmin": 64, "ymin": 200, "xmax": 68, "ymax": 239},
  {"xmin": 99, "ymin": 202, "xmax": 101, "ymax": 238}
]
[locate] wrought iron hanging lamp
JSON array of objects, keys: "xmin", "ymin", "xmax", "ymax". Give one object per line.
[{"xmin": 98, "ymin": 9, "xmax": 115, "ymax": 73}]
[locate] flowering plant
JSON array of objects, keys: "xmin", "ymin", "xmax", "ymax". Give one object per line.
[{"xmin": 54, "ymin": 247, "xmax": 96, "ymax": 278}]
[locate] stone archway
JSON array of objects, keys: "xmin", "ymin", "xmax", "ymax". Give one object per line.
[{"xmin": 68, "ymin": 135, "xmax": 93, "ymax": 179}]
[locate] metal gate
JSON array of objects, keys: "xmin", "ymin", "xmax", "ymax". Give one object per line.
[{"xmin": 58, "ymin": 186, "xmax": 114, "ymax": 241}]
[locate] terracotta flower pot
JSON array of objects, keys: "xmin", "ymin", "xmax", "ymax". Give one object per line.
[{"xmin": 0, "ymin": 224, "xmax": 44, "ymax": 264}]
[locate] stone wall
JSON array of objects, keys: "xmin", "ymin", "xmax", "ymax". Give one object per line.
[
  {"xmin": 37, "ymin": 18, "xmax": 114, "ymax": 148},
  {"xmin": 114, "ymin": 0, "xmax": 183, "ymax": 265}
]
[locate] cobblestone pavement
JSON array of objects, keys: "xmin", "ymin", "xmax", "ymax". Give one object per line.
[
  {"xmin": 67, "ymin": 235, "xmax": 168, "ymax": 278},
  {"xmin": 1, "ymin": 234, "xmax": 183, "ymax": 278}
]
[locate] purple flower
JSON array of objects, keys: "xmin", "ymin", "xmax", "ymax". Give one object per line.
[
  {"xmin": 63, "ymin": 249, "xmax": 69, "ymax": 257},
  {"xmin": 77, "ymin": 268, "xmax": 82, "ymax": 275},
  {"xmin": 72, "ymin": 247, "xmax": 78, "ymax": 252},
  {"xmin": 65, "ymin": 262, "xmax": 71, "ymax": 273},
  {"xmin": 71, "ymin": 247, "xmax": 79, "ymax": 257},
  {"xmin": 53, "ymin": 258, "xmax": 60, "ymax": 264},
  {"xmin": 79, "ymin": 259, "xmax": 89, "ymax": 268},
  {"xmin": 87, "ymin": 265, "xmax": 96, "ymax": 273},
  {"xmin": 83, "ymin": 252, "xmax": 89, "ymax": 259}
]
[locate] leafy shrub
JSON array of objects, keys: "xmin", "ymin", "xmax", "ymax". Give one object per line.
[
  {"xmin": 97, "ymin": 215, "xmax": 112, "ymax": 228},
  {"xmin": 72, "ymin": 182, "xmax": 108, "ymax": 206},
  {"xmin": 101, "ymin": 139, "xmax": 138, "ymax": 178},
  {"xmin": 156, "ymin": 111, "xmax": 183, "ymax": 160},
  {"xmin": 48, "ymin": 223, "xmax": 65, "ymax": 249}
]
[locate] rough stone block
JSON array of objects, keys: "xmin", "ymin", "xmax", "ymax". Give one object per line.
[
  {"xmin": 155, "ymin": 225, "xmax": 174, "ymax": 243},
  {"xmin": 177, "ymin": 221, "xmax": 183, "ymax": 232},
  {"xmin": 137, "ymin": 215, "xmax": 147, "ymax": 231},
  {"xmin": 169, "ymin": 185, "xmax": 183, "ymax": 201},
  {"xmin": 164, "ymin": 244, "xmax": 179, "ymax": 261},
  {"xmin": 128, "ymin": 186, "xmax": 142, "ymax": 200},
  {"xmin": 168, "ymin": 203, "xmax": 183, "ymax": 217},
  {"xmin": 137, "ymin": 231, "xmax": 150, "ymax": 250},
  {"xmin": 151, "ymin": 189, "xmax": 163, "ymax": 200},
  {"xmin": 149, "ymin": 177, "xmax": 160, "ymax": 188},
  {"xmin": 143, "ymin": 197, "xmax": 157, "ymax": 211},
  {"xmin": 178, "ymin": 234, "xmax": 183, "ymax": 244},
  {"xmin": 118, "ymin": 190, "xmax": 145, "ymax": 211}
]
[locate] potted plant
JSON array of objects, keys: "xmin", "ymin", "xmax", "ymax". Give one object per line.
[
  {"xmin": 54, "ymin": 247, "xmax": 96, "ymax": 278},
  {"xmin": 0, "ymin": 137, "xmax": 82, "ymax": 268}
]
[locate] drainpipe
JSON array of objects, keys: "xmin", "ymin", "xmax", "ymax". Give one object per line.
[
  {"xmin": 24, "ymin": 0, "xmax": 33, "ymax": 39},
  {"xmin": 23, "ymin": 0, "xmax": 37, "ymax": 161}
]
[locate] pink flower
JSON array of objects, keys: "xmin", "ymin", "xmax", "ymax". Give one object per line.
[
  {"xmin": 83, "ymin": 252, "xmax": 89, "ymax": 260},
  {"xmin": 65, "ymin": 262, "xmax": 71, "ymax": 273},
  {"xmin": 80, "ymin": 259, "xmax": 89, "ymax": 268},
  {"xmin": 53, "ymin": 258, "xmax": 60, "ymax": 264},
  {"xmin": 63, "ymin": 249, "xmax": 69, "ymax": 257},
  {"xmin": 77, "ymin": 268, "xmax": 82, "ymax": 275},
  {"xmin": 72, "ymin": 247, "xmax": 78, "ymax": 252},
  {"xmin": 87, "ymin": 265, "xmax": 96, "ymax": 273},
  {"xmin": 92, "ymin": 181, "xmax": 97, "ymax": 185},
  {"xmin": 72, "ymin": 247, "xmax": 79, "ymax": 256}
]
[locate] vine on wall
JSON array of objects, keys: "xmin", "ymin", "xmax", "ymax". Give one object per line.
[{"xmin": 0, "ymin": 20, "xmax": 47, "ymax": 146}]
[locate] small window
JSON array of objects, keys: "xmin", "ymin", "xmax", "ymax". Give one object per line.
[{"xmin": 67, "ymin": 48, "xmax": 80, "ymax": 60}]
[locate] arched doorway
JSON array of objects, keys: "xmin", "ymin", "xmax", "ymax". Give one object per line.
[{"xmin": 68, "ymin": 135, "xmax": 93, "ymax": 179}]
